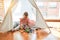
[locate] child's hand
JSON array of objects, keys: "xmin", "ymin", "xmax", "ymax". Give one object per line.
[{"xmin": 20, "ymin": 26, "xmax": 23, "ymax": 29}]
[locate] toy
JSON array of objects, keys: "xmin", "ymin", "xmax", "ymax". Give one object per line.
[{"xmin": 20, "ymin": 24, "xmax": 33, "ymax": 33}]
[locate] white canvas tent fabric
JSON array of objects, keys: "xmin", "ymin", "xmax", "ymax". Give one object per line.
[
  {"xmin": 0, "ymin": 0, "xmax": 18, "ymax": 33},
  {"xmin": 12, "ymin": 0, "xmax": 36, "ymax": 22},
  {"xmin": 0, "ymin": 10, "xmax": 13, "ymax": 32}
]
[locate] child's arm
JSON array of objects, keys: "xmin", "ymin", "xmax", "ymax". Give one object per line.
[
  {"xmin": 28, "ymin": 20, "xmax": 35, "ymax": 27},
  {"xmin": 20, "ymin": 18, "xmax": 23, "ymax": 29}
]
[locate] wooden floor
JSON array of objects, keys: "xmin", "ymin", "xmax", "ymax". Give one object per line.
[
  {"xmin": 0, "ymin": 29, "xmax": 48, "ymax": 40},
  {"xmin": 0, "ymin": 32, "xmax": 13, "ymax": 40},
  {"xmin": 0, "ymin": 29, "xmax": 60, "ymax": 40}
]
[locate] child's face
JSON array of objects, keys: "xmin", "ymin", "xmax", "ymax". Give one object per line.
[{"xmin": 23, "ymin": 15, "xmax": 27, "ymax": 18}]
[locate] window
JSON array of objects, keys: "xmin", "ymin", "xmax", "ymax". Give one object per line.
[
  {"xmin": 36, "ymin": 2, "xmax": 60, "ymax": 19},
  {"xmin": 36, "ymin": 2, "xmax": 44, "ymax": 8},
  {"xmin": 48, "ymin": 2, "xmax": 57, "ymax": 8}
]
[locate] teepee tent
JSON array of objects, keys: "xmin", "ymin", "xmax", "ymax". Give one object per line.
[
  {"xmin": 0, "ymin": 0, "xmax": 18, "ymax": 33},
  {"xmin": 0, "ymin": 0, "xmax": 50, "ymax": 33},
  {"xmin": 12, "ymin": 0, "xmax": 51, "ymax": 33}
]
